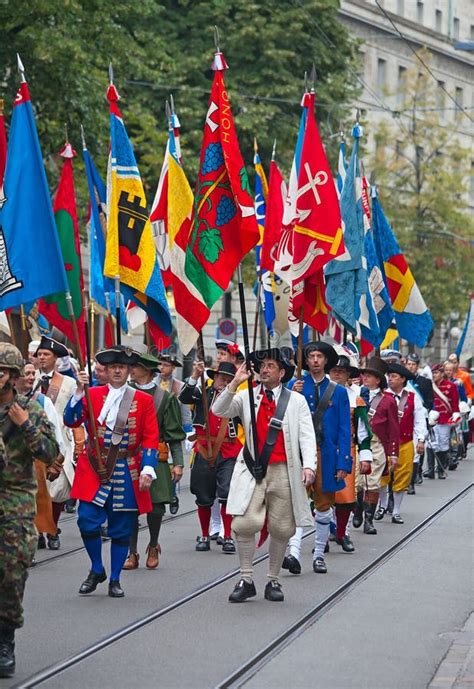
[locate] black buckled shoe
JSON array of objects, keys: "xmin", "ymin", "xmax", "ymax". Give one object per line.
[
  {"xmin": 335, "ymin": 536, "xmax": 355, "ymax": 552},
  {"xmin": 79, "ymin": 569, "xmax": 107, "ymax": 595},
  {"xmin": 222, "ymin": 537, "xmax": 236, "ymax": 554},
  {"xmin": 229, "ymin": 579, "xmax": 256, "ymax": 603},
  {"xmin": 47, "ymin": 533, "xmax": 60, "ymax": 550},
  {"xmin": 169, "ymin": 496, "xmax": 179, "ymax": 515},
  {"xmin": 313, "ymin": 557, "xmax": 327, "ymax": 574},
  {"xmin": 374, "ymin": 507, "xmax": 386, "ymax": 521},
  {"xmin": 195, "ymin": 536, "xmax": 210, "ymax": 551},
  {"xmin": 264, "ymin": 580, "xmax": 284, "ymax": 602},
  {"xmin": 210, "ymin": 532, "xmax": 219, "ymax": 541},
  {"xmin": 282, "ymin": 555, "xmax": 301, "ymax": 574},
  {"xmin": 392, "ymin": 514, "xmax": 404, "ymax": 524},
  {"xmin": 216, "ymin": 536, "xmax": 225, "ymax": 546},
  {"xmin": 0, "ymin": 627, "xmax": 15, "ymax": 678},
  {"xmin": 37, "ymin": 534, "xmax": 46, "ymax": 549},
  {"xmin": 108, "ymin": 580, "xmax": 125, "ymax": 598}
]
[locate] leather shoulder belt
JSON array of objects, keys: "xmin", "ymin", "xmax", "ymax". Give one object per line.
[{"xmin": 243, "ymin": 387, "xmax": 291, "ymax": 481}]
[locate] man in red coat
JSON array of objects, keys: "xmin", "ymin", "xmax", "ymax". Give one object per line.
[
  {"xmin": 64, "ymin": 346, "xmax": 159, "ymax": 598},
  {"xmin": 425, "ymin": 364, "xmax": 460, "ymax": 479}
]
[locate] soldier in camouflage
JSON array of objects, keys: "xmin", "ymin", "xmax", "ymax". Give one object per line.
[{"xmin": 0, "ymin": 343, "xmax": 59, "ymax": 678}]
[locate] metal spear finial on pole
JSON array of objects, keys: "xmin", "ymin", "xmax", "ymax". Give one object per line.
[
  {"xmin": 271, "ymin": 138, "xmax": 277, "ymax": 161},
  {"xmin": 80, "ymin": 123, "xmax": 87, "ymax": 150},
  {"xmin": 339, "ymin": 122, "xmax": 345, "ymax": 142},
  {"xmin": 165, "ymin": 99, "xmax": 171, "ymax": 121},
  {"xmin": 310, "ymin": 64, "xmax": 317, "ymax": 92},
  {"xmin": 108, "ymin": 62, "xmax": 114, "ymax": 85},
  {"xmin": 356, "ymin": 108, "xmax": 361, "ymax": 123},
  {"xmin": 170, "ymin": 93, "xmax": 175, "ymax": 114},
  {"xmin": 214, "ymin": 25, "xmax": 220, "ymax": 52},
  {"xmin": 303, "ymin": 71, "xmax": 308, "ymax": 93},
  {"xmin": 17, "ymin": 54, "xmax": 26, "ymax": 83}
]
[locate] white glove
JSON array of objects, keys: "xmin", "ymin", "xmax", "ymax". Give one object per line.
[
  {"xmin": 451, "ymin": 412, "xmax": 461, "ymax": 423},
  {"xmin": 459, "ymin": 401, "xmax": 470, "ymax": 415},
  {"xmin": 428, "ymin": 410, "xmax": 440, "ymax": 426}
]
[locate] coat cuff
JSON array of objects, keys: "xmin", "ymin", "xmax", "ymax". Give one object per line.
[
  {"xmin": 359, "ymin": 449, "xmax": 373, "ymax": 462},
  {"xmin": 140, "ymin": 466, "xmax": 157, "ymax": 480}
]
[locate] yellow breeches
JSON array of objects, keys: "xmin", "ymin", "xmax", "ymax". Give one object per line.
[{"xmin": 380, "ymin": 441, "xmax": 414, "ymax": 491}]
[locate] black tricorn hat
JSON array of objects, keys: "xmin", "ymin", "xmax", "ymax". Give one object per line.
[
  {"xmin": 302, "ymin": 341, "xmax": 339, "ymax": 373},
  {"xmin": 158, "ymin": 353, "xmax": 183, "ymax": 367},
  {"xmin": 360, "ymin": 357, "xmax": 388, "ymax": 388},
  {"xmin": 206, "ymin": 362, "xmax": 237, "ymax": 380},
  {"xmin": 249, "ymin": 348, "xmax": 295, "ymax": 384},
  {"xmin": 388, "ymin": 362, "xmax": 415, "ymax": 382},
  {"xmin": 332, "ymin": 354, "xmax": 360, "ymax": 378},
  {"xmin": 95, "ymin": 346, "xmax": 139, "ymax": 366},
  {"xmin": 36, "ymin": 336, "xmax": 69, "ymax": 358}
]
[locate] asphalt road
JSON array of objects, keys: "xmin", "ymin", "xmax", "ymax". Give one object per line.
[{"xmin": 8, "ymin": 453, "xmax": 473, "ymax": 689}]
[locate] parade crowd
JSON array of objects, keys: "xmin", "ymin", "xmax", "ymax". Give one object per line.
[{"xmin": 0, "ymin": 336, "xmax": 473, "ymax": 678}]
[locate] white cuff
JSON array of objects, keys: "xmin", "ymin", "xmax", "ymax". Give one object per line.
[
  {"xmin": 140, "ymin": 467, "xmax": 157, "ymax": 480},
  {"xmin": 186, "ymin": 377, "xmax": 198, "ymax": 386},
  {"xmin": 359, "ymin": 449, "xmax": 373, "ymax": 462},
  {"xmin": 70, "ymin": 390, "xmax": 85, "ymax": 407}
]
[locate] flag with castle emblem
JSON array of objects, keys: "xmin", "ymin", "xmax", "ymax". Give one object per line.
[
  {"xmin": 38, "ymin": 142, "xmax": 86, "ymax": 355},
  {"xmin": 0, "ymin": 70, "xmax": 68, "ymax": 312},
  {"xmin": 180, "ymin": 50, "xmax": 259, "ymax": 342},
  {"xmin": 104, "ymin": 79, "xmax": 171, "ymax": 335}
]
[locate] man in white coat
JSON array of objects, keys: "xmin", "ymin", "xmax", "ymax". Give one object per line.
[{"xmin": 212, "ymin": 348, "xmax": 316, "ymax": 603}]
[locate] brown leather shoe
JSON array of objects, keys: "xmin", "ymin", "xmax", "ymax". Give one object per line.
[
  {"xmin": 123, "ymin": 553, "xmax": 139, "ymax": 570},
  {"xmin": 145, "ymin": 544, "xmax": 161, "ymax": 569}
]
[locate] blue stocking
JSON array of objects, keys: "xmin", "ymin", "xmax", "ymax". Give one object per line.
[
  {"xmin": 81, "ymin": 534, "xmax": 104, "ymax": 575},
  {"xmin": 110, "ymin": 540, "xmax": 129, "ymax": 581}
]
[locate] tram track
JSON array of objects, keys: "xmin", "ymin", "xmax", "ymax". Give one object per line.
[
  {"xmin": 14, "ymin": 481, "xmax": 472, "ymax": 688},
  {"xmin": 216, "ymin": 481, "xmax": 473, "ymax": 689},
  {"xmin": 32, "ymin": 506, "xmax": 198, "ymax": 568}
]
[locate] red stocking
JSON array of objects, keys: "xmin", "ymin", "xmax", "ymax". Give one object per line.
[
  {"xmin": 220, "ymin": 503, "xmax": 233, "ymax": 539},
  {"xmin": 335, "ymin": 505, "xmax": 351, "ymax": 540},
  {"xmin": 197, "ymin": 506, "xmax": 211, "ymax": 537}
]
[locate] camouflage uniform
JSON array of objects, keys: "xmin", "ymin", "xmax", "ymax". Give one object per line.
[{"xmin": 0, "ymin": 394, "xmax": 58, "ymax": 629}]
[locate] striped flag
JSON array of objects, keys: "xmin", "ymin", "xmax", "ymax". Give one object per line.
[{"xmin": 254, "ymin": 139, "xmax": 275, "ymax": 335}]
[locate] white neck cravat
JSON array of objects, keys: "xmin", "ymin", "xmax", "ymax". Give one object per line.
[{"xmin": 98, "ymin": 383, "xmax": 129, "ymax": 429}]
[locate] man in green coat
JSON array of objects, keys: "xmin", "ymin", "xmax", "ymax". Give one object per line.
[
  {"xmin": 0, "ymin": 343, "xmax": 59, "ymax": 678},
  {"xmin": 124, "ymin": 352, "xmax": 185, "ymax": 569}
]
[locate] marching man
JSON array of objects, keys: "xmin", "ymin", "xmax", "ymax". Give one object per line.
[
  {"xmin": 64, "ymin": 346, "xmax": 159, "ymax": 598},
  {"xmin": 212, "ymin": 348, "xmax": 316, "ymax": 602}
]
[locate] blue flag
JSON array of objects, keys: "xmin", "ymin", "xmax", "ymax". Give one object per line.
[
  {"xmin": 325, "ymin": 125, "xmax": 366, "ymax": 332},
  {"xmin": 254, "ymin": 143, "xmax": 275, "ymax": 335},
  {"xmin": 0, "ymin": 81, "xmax": 68, "ymax": 310},
  {"xmin": 82, "ymin": 142, "xmax": 127, "ymax": 333},
  {"xmin": 371, "ymin": 187, "xmax": 433, "ymax": 347}
]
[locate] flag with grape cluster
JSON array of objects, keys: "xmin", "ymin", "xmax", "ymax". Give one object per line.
[{"xmin": 179, "ymin": 49, "xmax": 259, "ymax": 343}]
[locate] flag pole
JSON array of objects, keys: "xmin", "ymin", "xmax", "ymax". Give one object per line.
[
  {"xmin": 196, "ymin": 332, "xmax": 213, "ymax": 459},
  {"xmin": 104, "ymin": 293, "xmax": 116, "ymax": 346},
  {"xmin": 252, "ymin": 282, "xmax": 261, "ymax": 351},
  {"xmin": 83, "ymin": 293, "xmax": 93, "ymax": 384},
  {"xmin": 90, "ymin": 300, "xmax": 96, "ymax": 356},
  {"xmin": 237, "ymin": 263, "xmax": 261, "ymax": 480},
  {"xmin": 114, "ymin": 276, "xmax": 121, "ymax": 344},
  {"xmin": 65, "ymin": 292, "xmax": 108, "ymax": 483},
  {"xmin": 296, "ymin": 306, "xmax": 304, "ymax": 380}
]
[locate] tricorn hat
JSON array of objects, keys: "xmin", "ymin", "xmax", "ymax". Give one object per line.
[
  {"xmin": 360, "ymin": 357, "xmax": 388, "ymax": 388},
  {"xmin": 302, "ymin": 341, "xmax": 339, "ymax": 373},
  {"xmin": 249, "ymin": 347, "xmax": 295, "ymax": 384},
  {"xmin": 159, "ymin": 353, "xmax": 182, "ymax": 367},
  {"xmin": 215, "ymin": 339, "xmax": 244, "ymax": 360},
  {"xmin": 388, "ymin": 362, "xmax": 415, "ymax": 381},
  {"xmin": 36, "ymin": 336, "xmax": 69, "ymax": 358},
  {"xmin": 134, "ymin": 351, "xmax": 161, "ymax": 372},
  {"xmin": 406, "ymin": 353, "xmax": 420, "ymax": 364},
  {"xmin": 206, "ymin": 362, "xmax": 237, "ymax": 380},
  {"xmin": 95, "ymin": 345, "xmax": 139, "ymax": 366}
]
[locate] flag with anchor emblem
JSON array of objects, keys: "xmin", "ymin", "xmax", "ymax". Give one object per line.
[{"xmin": 104, "ymin": 81, "xmax": 171, "ymax": 335}]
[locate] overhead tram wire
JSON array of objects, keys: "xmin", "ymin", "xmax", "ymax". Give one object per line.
[{"xmin": 374, "ymin": 0, "xmax": 474, "ymax": 126}]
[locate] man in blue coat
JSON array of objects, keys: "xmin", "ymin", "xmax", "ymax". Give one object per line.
[{"xmin": 285, "ymin": 342, "xmax": 352, "ymax": 574}]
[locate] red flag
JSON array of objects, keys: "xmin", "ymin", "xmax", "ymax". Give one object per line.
[
  {"xmin": 38, "ymin": 143, "xmax": 86, "ymax": 356},
  {"xmin": 292, "ymin": 92, "xmax": 344, "ymax": 282},
  {"xmin": 261, "ymin": 159, "xmax": 286, "ymax": 273},
  {"xmin": 148, "ymin": 317, "xmax": 171, "ymax": 351},
  {"xmin": 178, "ymin": 50, "xmax": 260, "ymax": 348}
]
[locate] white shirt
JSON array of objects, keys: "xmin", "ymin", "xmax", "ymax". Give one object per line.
[{"xmin": 260, "ymin": 383, "xmax": 283, "ymax": 403}]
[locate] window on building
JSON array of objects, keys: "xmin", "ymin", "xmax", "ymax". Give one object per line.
[
  {"xmin": 377, "ymin": 58, "xmax": 387, "ymax": 94},
  {"xmin": 453, "ymin": 17, "xmax": 460, "ymax": 39},
  {"xmin": 417, "ymin": 1, "xmax": 424, "ymax": 24},
  {"xmin": 436, "ymin": 9, "xmax": 443, "ymax": 33},
  {"xmin": 397, "ymin": 66, "xmax": 407, "ymax": 107},
  {"xmin": 436, "ymin": 81, "xmax": 446, "ymax": 119},
  {"xmin": 455, "ymin": 86, "xmax": 464, "ymax": 113},
  {"xmin": 397, "ymin": 0, "xmax": 404, "ymax": 16}
]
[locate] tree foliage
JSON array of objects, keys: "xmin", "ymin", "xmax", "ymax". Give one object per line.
[
  {"xmin": 369, "ymin": 53, "xmax": 474, "ymax": 324},
  {"xmin": 0, "ymin": 0, "xmax": 359, "ymax": 222}
]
